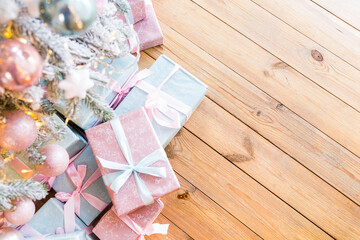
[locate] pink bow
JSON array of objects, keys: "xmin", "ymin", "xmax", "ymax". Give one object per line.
[
  {"xmin": 120, "ymin": 215, "xmax": 169, "ymax": 240},
  {"xmin": 136, "ymin": 65, "xmax": 193, "ymax": 129},
  {"xmin": 108, "ymin": 69, "xmax": 154, "ymax": 110},
  {"xmin": 55, "ymin": 164, "xmax": 108, "ymax": 232}
]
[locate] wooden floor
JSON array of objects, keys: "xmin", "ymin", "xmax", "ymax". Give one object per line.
[{"xmin": 143, "ymin": 0, "xmax": 360, "ymax": 239}]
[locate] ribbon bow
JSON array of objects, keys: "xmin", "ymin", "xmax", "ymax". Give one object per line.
[
  {"xmin": 21, "ymin": 224, "xmax": 66, "ymax": 240},
  {"xmin": 136, "ymin": 65, "xmax": 193, "ymax": 129},
  {"xmin": 97, "ymin": 118, "xmax": 167, "ymax": 205},
  {"xmin": 120, "ymin": 215, "xmax": 169, "ymax": 240},
  {"xmin": 55, "ymin": 163, "xmax": 108, "ymax": 232},
  {"xmin": 108, "ymin": 69, "xmax": 154, "ymax": 110}
]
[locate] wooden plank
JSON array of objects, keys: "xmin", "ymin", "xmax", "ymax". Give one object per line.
[
  {"xmin": 144, "ymin": 24, "xmax": 360, "ymax": 207},
  {"xmin": 152, "ymin": 0, "xmax": 360, "ymax": 163},
  {"xmin": 249, "ymin": 0, "xmax": 360, "ymax": 70},
  {"xmin": 311, "ymin": 0, "xmax": 360, "ymax": 31},
  {"xmin": 165, "ymin": 128, "xmax": 331, "ymax": 239},
  {"xmin": 189, "ymin": 0, "xmax": 360, "ymax": 112},
  {"xmin": 187, "ymin": 97, "xmax": 360, "ymax": 239},
  {"xmin": 147, "ymin": 215, "xmax": 193, "ymax": 240},
  {"xmin": 159, "ymin": 173, "xmax": 261, "ymax": 240}
]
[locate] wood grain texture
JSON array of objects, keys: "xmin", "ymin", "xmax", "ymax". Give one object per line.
[
  {"xmin": 151, "ymin": 0, "xmax": 360, "ymax": 162},
  {"xmin": 311, "ymin": 0, "xmax": 360, "ymax": 30},
  {"xmin": 146, "ymin": 215, "xmax": 193, "ymax": 240},
  {"xmin": 165, "ymin": 128, "xmax": 330, "ymax": 239},
  {"xmin": 250, "ymin": 0, "xmax": 360, "ymax": 70},
  {"xmin": 144, "ymin": 23, "xmax": 360, "ymax": 207}
]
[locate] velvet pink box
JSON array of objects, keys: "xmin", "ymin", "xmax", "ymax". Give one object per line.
[
  {"xmin": 85, "ymin": 107, "xmax": 179, "ymax": 216},
  {"xmin": 133, "ymin": 0, "xmax": 163, "ymax": 52},
  {"xmin": 93, "ymin": 200, "xmax": 164, "ymax": 240}
]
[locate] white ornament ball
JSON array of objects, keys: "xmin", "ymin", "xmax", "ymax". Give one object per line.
[
  {"xmin": 0, "ymin": 227, "xmax": 24, "ymax": 240},
  {"xmin": 36, "ymin": 144, "xmax": 69, "ymax": 177},
  {"xmin": 4, "ymin": 199, "xmax": 35, "ymax": 226}
]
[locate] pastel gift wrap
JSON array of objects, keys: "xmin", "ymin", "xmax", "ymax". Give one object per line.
[
  {"xmin": 118, "ymin": 0, "xmax": 146, "ymax": 24},
  {"xmin": 20, "ymin": 198, "xmax": 96, "ymax": 240},
  {"xmin": 52, "ymin": 145, "xmax": 111, "ymax": 226},
  {"xmin": 115, "ymin": 55, "xmax": 208, "ymax": 147},
  {"xmin": 133, "ymin": 0, "xmax": 163, "ymax": 52},
  {"xmin": 93, "ymin": 200, "xmax": 168, "ymax": 240},
  {"xmin": 85, "ymin": 107, "xmax": 180, "ymax": 216},
  {"xmin": 54, "ymin": 54, "xmax": 138, "ymax": 130},
  {"xmin": 3, "ymin": 115, "xmax": 86, "ymax": 181}
]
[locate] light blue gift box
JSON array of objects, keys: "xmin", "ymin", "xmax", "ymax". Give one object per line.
[
  {"xmin": 54, "ymin": 54, "xmax": 138, "ymax": 130},
  {"xmin": 115, "ymin": 55, "xmax": 208, "ymax": 147},
  {"xmin": 22, "ymin": 198, "xmax": 96, "ymax": 240},
  {"xmin": 52, "ymin": 145, "xmax": 111, "ymax": 226},
  {"xmin": 4, "ymin": 115, "xmax": 86, "ymax": 180}
]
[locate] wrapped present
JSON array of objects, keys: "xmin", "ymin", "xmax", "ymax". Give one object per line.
[
  {"xmin": 93, "ymin": 200, "xmax": 168, "ymax": 240},
  {"xmin": 86, "ymin": 107, "xmax": 180, "ymax": 216},
  {"xmin": 54, "ymin": 54, "xmax": 138, "ymax": 130},
  {"xmin": 119, "ymin": 0, "xmax": 146, "ymax": 24},
  {"xmin": 115, "ymin": 55, "xmax": 208, "ymax": 147},
  {"xmin": 20, "ymin": 198, "xmax": 96, "ymax": 240},
  {"xmin": 132, "ymin": 0, "xmax": 163, "ymax": 52},
  {"xmin": 3, "ymin": 115, "xmax": 86, "ymax": 181},
  {"xmin": 52, "ymin": 145, "xmax": 111, "ymax": 226}
]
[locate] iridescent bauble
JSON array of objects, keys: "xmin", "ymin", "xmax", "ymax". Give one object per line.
[
  {"xmin": 40, "ymin": 0, "xmax": 97, "ymax": 35},
  {"xmin": 36, "ymin": 144, "xmax": 69, "ymax": 177},
  {"xmin": 0, "ymin": 227, "xmax": 24, "ymax": 240},
  {"xmin": 0, "ymin": 40, "xmax": 43, "ymax": 91},
  {"xmin": 4, "ymin": 199, "xmax": 35, "ymax": 226},
  {"xmin": 0, "ymin": 111, "xmax": 38, "ymax": 151}
]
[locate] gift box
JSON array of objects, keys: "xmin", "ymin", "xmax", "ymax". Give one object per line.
[
  {"xmin": 118, "ymin": 0, "xmax": 146, "ymax": 24},
  {"xmin": 54, "ymin": 54, "xmax": 138, "ymax": 130},
  {"xmin": 3, "ymin": 115, "xmax": 86, "ymax": 181},
  {"xmin": 20, "ymin": 198, "xmax": 96, "ymax": 240},
  {"xmin": 115, "ymin": 55, "xmax": 208, "ymax": 147},
  {"xmin": 52, "ymin": 145, "xmax": 112, "ymax": 226},
  {"xmin": 86, "ymin": 107, "xmax": 180, "ymax": 216},
  {"xmin": 93, "ymin": 200, "xmax": 168, "ymax": 240},
  {"xmin": 133, "ymin": 0, "xmax": 163, "ymax": 52}
]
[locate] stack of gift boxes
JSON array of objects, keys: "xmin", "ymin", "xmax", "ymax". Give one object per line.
[{"xmin": 12, "ymin": 1, "xmax": 208, "ymax": 239}]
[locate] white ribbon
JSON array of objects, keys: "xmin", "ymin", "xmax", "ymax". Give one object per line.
[{"xmin": 97, "ymin": 118, "xmax": 167, "ymax": 205}]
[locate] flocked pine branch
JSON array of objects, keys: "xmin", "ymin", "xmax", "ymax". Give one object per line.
[
  {"xmin": 111, "ymin": 0, "xmax": 131, "ymax": 13},
  {"xmin": 0, "ymin": 180, "xmax": 47, "ymax": 211},
  {"xmin": 83, "ymin": 89, "xmax": 116, "ymax": 122}
]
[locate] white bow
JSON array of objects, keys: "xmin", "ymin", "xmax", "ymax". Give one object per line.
[{"xmin": 97, "ymin": 118, "xmax": 167, "ymax": 205}]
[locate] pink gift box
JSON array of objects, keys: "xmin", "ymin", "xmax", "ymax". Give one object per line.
[
  {"xmin": 118, "ymin": 0, "xmax": 146, "ymax": 24},
  {"xmin": 133, "ymin": 0, "xmax": 163, "ymax": 52},
  {"xmin": 93, "ymin": 200, "xmax": 166, "ymax": 240},
  {"xmin": 85, "ymin": 107, "xmax": 179, "ymax": 216}
]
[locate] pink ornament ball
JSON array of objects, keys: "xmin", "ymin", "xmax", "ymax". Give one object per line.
[
  {"xmin": 36, "ymin": 144, "xmax": 69, "ymax": 177},
  {"xmin": 4, "ymin": 199, "xmax": 35, "ymax": 226},
  {"xmin": 0, "ymin": 111, "xmax": 38, "ymax": 151},
  {"xmin": 0, "ymin": 40, "xmax": 42, "ymax": 91}
]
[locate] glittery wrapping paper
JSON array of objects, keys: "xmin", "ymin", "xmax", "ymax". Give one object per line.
[
  {"xmin": 133, "ymin": 1, "xmax": 163, "ymax": 51},
  {"xmin": 85, "ymin": 107, "xmax": 180, "ymax": 216},
  {"xmin": 118, "ymin": 0, "xmax": 146, "ymax": 24},
  {"xmin": 20, "ymin": 198, "xmax": 96, "ymax": 240},
  {"xmin": 54, "ymin": 54, "xmax": 138, "ymax": 130},
  {"xmin": 93, "ymin": 200, "xmax": 164, "ymax": 240},
  {"xmin": 115, "ymin": 55, "xmax": 208, "ymax": 147},
  {"xmin": 3, "ymin": 115, "xmax": 86, "ymax": 180},
  {"xmin": 52, "ymin": 145, "xmax": 112, "ymax": 226}
]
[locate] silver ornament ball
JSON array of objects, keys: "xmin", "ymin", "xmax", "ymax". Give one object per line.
[
  {"xmin": 40, "ymin": 0, "xmax": 97, "ymax": 35},
  {"xmin": 0, "ymin": 227, "xmax": 24, "ymax": 240}
]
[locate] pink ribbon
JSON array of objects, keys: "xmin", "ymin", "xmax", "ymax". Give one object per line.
[
  {"xmin": 120, "ymin": 215, "xmax": 169, "ymax": 240},
  {"xmin": 32, "ymin": 174, "xmax": 56, "ymax": 190},
  {"xmin": 55, "ymin": 163, "xmax": 108, "ymax": 232},
  {"xmin": 20, "ymin": 224, "xmax": 65, "ymax": 240},
  {"xmin": 136, "ymin": 65, "xmax": 193, "ymax": 129},
  {"xmin": 108, "ymin": 69, "xmax": 154, "ymax": 110}
]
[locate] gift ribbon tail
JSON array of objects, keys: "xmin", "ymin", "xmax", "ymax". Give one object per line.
[
  {"xmin": 81, "ymin": 192, "xmax": 108, "ymax": 212},
  {"xmin": 134, "ymin": 172, "xmax": 154, "ymax": 205},
  {"xmin": 63, "ymin": 196, "xmax": 76, "ymax": 233}
]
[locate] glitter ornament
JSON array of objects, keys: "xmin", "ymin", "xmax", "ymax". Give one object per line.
[
  {"xmin": 0, "ymin": 227, "xmax": 24, "ymax": 240},
  {"xmin": 4, "ymin": 199, "xmax": 35, "ymax": 226},
  {"xmin": 35, "ymin": 144, "xmax": 69, "ymax": 177},
  {"xmin": 40, "ymin": 0, "xmax": 97, "ymax": 35},
  {"xmin": 0, "ymin": 111, "xmax": 38, "ymax": 151},
  {"xmin": 0, "ymin": 40, "xmax": 43, "ymax": 91}
]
